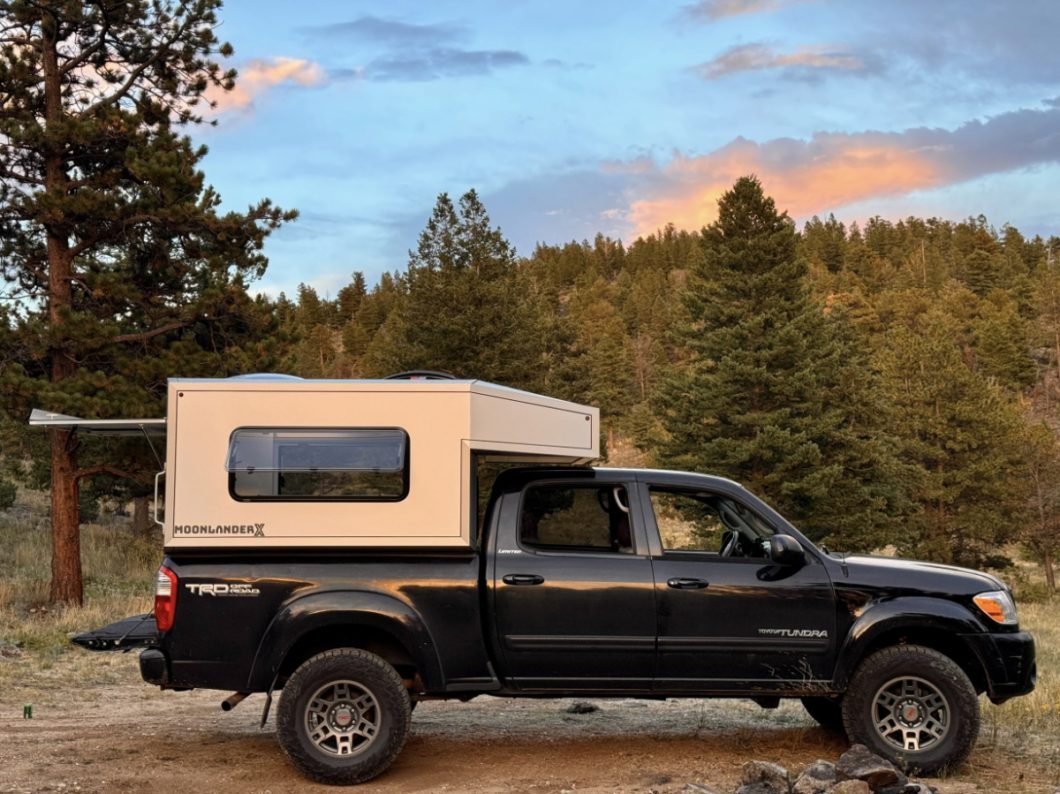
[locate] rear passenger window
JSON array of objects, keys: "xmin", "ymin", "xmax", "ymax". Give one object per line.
[
  {"xmin": 520, "ymin": 485, "xmax": 633, "ymax": 553},
  {"xmin": 226, "ymin": 428, "xmax": 408, "ymax": 501}
]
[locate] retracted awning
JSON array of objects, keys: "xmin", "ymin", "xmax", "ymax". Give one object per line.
[{"xmin": 29, "ymin": 408, "xmax": 166, "ymax": 436}]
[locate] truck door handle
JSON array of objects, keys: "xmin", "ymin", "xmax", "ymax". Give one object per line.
[
  {"xmin": 502, "ymin": 574, "xmax": 545, "ymax": 586},
  {"xmin": 667, "ymin": 577, "xmax": 709, "ymax": 590}
]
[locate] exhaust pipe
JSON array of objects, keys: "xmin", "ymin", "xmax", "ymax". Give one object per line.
[{"xmin": 221, "ymin": 692, "xmax": 250, "ymax": 711}]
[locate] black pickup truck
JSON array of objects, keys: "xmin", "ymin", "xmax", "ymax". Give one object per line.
[{"xmin": 80, "ymin": 465, "xmax": 1036, "ymax": 784}]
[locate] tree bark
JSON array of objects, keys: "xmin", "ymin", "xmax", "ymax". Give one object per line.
[
  {"xmin": 48, "ymin": 431, "xmax": 83, "ymax": 604},
  {"xmin": 1044, "ymin": 547, "xmax": 1056, "ymax": 593},
  {"xmin": 42, "ymin": 11, "xmax": 83, "ymax": 605},
  {"xmin": 132, "ymin": 496, "xmax": 152, "ymax": 539}
]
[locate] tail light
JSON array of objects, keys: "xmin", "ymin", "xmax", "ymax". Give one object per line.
[{"xmin": 154, "ymin": 565, "xmax": 178, "ymax": 632}]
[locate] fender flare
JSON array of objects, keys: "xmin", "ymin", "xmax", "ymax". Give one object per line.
[
  {"xmin": 832, "ymin": 596, "xmax": 988, "ymax": 689},
  {"xmin": 246, "ymin": 589, "xmax": 444, "ymax": 691}
]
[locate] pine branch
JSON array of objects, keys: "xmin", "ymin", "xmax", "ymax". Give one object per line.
[
  {"xmin": 111, "ymin": 320, "xmax": 188, "ymax": 344},
  {"xmin": 77, "ymin": 3, "xmax": 195, "ymax": 118},
  {"xmin": 59, "ymin": 11, "xmax": 111, "ymax": 77},
  {"xmin": 74, "ymin": 464, "xmax": 144, "ymax": 483}
]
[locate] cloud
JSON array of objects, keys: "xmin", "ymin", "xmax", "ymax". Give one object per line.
[
  {"xmin": 617, "ymin": 100, "xmax": 1060, "ymax": 238},
  {"xmin": 685, "ymin": 0, "xmax": 815, "ymax": 21},
  {"xmin": 209, "ymin": 57, "xmax": 326, "ymax": 112},
  {"xmin": 303, "ymin": 16, "xmax": 464, "ymax": 47},
  {"xmin": 366, "ymin": 48, "xmax": 529, "ymax": 82},
  {"xmin": 693, "ymin": 43, "xmax": 866, "ymax": 80},
  {"xmin": 861, "ymin": 0, "xmax": 1060, "ymax": 87},
  {"xmin": 300, "ymin": 15, "xmax": 528, "ymax": 82}
]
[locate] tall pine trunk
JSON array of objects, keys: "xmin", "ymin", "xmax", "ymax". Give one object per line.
[
  {"xmin": 49, "ymin": 431, "xmax": 82, "ymax": 604},
  {"xmin": 42, "ymin": 14, "xmax": 83, "ymax": 605}
]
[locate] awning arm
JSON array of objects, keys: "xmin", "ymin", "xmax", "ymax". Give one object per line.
[
  {"xmin": 29, "ymin": 408, "xmax": 166, "ymax": 436},
  {"xmin": 29, "ymin": 408, "xmax": 166, "ymax": 468}
]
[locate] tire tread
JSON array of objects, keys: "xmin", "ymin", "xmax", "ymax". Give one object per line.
[
  {"xmin": 841, "ymin": 644, "xmax": 979, "ymax": 775},
  {"xmin": 277, "ymin": 647, "xmax": 411, "ymax": 785}
]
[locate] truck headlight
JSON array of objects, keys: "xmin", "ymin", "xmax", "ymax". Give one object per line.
[{"xmin": 973, "ymin": 590, "xmax": 1019, "ymax": 626}]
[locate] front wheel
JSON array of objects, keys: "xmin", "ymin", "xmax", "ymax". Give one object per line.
[
  {"xmin": 841, "ymin": 645, "xmax": 979, "ymax": 775},
  {"xmin": 277, "ymin": 648, "xmax": 411, "ymax": 784}
]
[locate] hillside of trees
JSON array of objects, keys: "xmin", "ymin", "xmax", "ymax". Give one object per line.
[
  {"xmin": 191, "ymin": 182, "xmax": 1060, "ymax": 585},
  {"xmin": 5, "ymin": 175, "xmax": 1060, "ymax": 598},
  {"xmin": 2, "ymin": 2, "xmax": 1058, "ymax": 606}
]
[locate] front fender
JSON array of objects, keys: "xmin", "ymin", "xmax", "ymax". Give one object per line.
[
  {"xmin": 246, "ymin": 589, "xmax": 444, "ymax": 691},
  {"xmin": 832, "ymin": 596, "xmax": 986, "ymax": 688}
]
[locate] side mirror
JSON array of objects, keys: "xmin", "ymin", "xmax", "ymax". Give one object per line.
[{"xmin": 770, "ymin": 534, "xmax": 806, "ymax": 567}]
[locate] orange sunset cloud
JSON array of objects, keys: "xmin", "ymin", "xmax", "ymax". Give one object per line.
[
  {"xmin": 625, "ymin": 136, "xmax": 945, "ymax": 237},
  {"xmin": 617, "ymin": 100, "xmax": 1060, "ymax": 238},
  {"xmin": 207, "ymin": 57, "xmax": 326, "ymax": 113}
]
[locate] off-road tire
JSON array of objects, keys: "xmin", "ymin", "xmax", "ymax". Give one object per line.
[
  {"xmin": 841, "ymin": 645, "xmax": 979, "ymax": 775},
  {"xmin": 801, "ymin": 696, "xmax": 845, "ymax": 732},
  {"xmin": 277, "ymin": 648, "xmax": 411, "ymax": 785}
]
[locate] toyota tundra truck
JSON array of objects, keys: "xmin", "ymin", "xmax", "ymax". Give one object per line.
[{"xmin": 37, "ymin": 374, "xmax": 1036, "ymax": 784}]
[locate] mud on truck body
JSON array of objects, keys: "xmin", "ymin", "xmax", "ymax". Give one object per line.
[{"xmin": 34, "ymin": 374, "xmax": 1036, "ymax": 785}]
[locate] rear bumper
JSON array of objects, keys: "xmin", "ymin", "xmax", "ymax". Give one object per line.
[{"xmin": 961, "ymin": 630, "xmax": 1036, "ymax": 703}]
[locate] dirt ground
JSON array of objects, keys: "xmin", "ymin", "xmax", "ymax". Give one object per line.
[{"xmin": 0, "ymin": 654, "xmax": 1054, "ymax": 794}]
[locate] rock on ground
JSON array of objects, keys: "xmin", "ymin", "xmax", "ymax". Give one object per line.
[{"xmin": 836, "ymin": 744, "xmax": 906, "ymax": 791}]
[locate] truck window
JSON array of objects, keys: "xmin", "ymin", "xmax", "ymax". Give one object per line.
[
  {"xmin": 520, "ymin": 484, "xmax": 633, "ymax": 553},
  {"xmin": 650, "ymin": 488, "xmax": 774, "ymax": 558},
  {"xmin": 226, "ymin": 428, "xmax": 408, "ymax": 501},
  {"xmin": 651, "ymin": 490, "xmax": 726, "ymax": 552}
]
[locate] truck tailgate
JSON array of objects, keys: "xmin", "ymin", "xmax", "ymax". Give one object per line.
[{"xmin": 72, "ymin": 614, "xmax": 159, "ymax": 651}]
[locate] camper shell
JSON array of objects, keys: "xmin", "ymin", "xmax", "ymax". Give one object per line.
[{"xmin": 35, "ymin": 375, "xmax": 599, "ymax": 550}]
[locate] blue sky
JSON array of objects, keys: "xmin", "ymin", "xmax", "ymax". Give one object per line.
[{"xmin": 194, "ymin": 0, "xmax": 1060, "ymax": 296}]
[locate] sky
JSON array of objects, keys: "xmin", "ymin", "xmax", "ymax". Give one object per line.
[{"xmin": 194, "ymin": 0, "xmax": 1060, "ymax": 297}]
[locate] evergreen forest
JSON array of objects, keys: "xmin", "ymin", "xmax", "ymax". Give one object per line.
[
  {"xmin": 0, "ymin": 0, "xmax": 1057, "ymax": 603},
  {"xmin": 255, "ymin": 181, "xmax": 1060, "ymax": 585},
  {"xmin": 8, "ymin": 178, "xmax": 1060, "ymax": 593}
]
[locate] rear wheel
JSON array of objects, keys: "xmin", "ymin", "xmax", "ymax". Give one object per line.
[
  {"xmin": 841, "ymin": 645, "xmax": 979, "ymax": 774},
  {"xmin": 277, "ymin": 648, "xmax": 411, "ymax": 785},
  {"xmin": 801, "ymin": 696, "xmax": 844, "ymax": 732}
]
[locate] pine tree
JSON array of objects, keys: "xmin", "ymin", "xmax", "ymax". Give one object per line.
[
  {"xmin": 653, "ymin": 177, "xmax": 909, "ymax": 547},
  {"xmin": 565, "ymin": 277, "xmax": 634, "ymax": 425},
  {"xmin": 801, "ymin": 214, "xmax": 847, "ymax": 274},
  {"xmin": 337, "ymin": 272, "xmax": 368, "ymax": 323},
  {"xmin": 973, "ymin": 294, "xmax": 1037, "ymax": 391},
  {"xmin": 1023, "ymin": 422, "xmax": 1060, "ymax": 592},
  {"xmin": 877, "ymin": 310, "xmax": 1030, "ymax": 566},
  {"xmin": 366, "ymin": 190, "xmax": 546, "ymax": 389},
  {"xmin": 0, "ymin": 0, "xmax": 293, "ymax": 603}
]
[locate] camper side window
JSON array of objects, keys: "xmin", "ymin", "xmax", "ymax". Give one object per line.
[{"xmin": 226, "ymin": 428, "xmax": 408, "ymax": 501}]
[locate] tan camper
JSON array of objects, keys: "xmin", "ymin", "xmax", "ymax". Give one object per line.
[{"xmin": 32, "ymin": 374, "xmax": 599, "ymax": 549}]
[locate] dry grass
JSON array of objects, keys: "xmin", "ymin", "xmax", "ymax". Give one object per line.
[
  {"xmin": 0, "ymin": 484, "xmax": 156, "ymax": 682},
  {"xmin": 978, "ymin": 601, "xmax": 1060, "ymax": 771}
]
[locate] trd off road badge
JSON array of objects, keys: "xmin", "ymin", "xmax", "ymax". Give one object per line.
[
  {"xmin": 185, "ymin": 583, "xmax": 261, "ymax": 597},
  {"xmin": 173, "ymin": 523, "xmax": 265, "ymax": 538}
]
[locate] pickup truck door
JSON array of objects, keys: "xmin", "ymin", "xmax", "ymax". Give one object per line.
[
  {"xmin": 638, "ymin": 479, "xmax": 836, "ymax": 692},
  {"xmin": 489, "ymin": 479, "xmax": 657, "ymax": 690}
]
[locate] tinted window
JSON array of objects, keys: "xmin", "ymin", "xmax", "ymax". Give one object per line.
[
  {"xmin": 227, "ymin": 428, "xmax": 408, "ymax": 501},
  {"xmin": 520, "ymin": 484, "xmax": 633, "ymax": 553}
]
